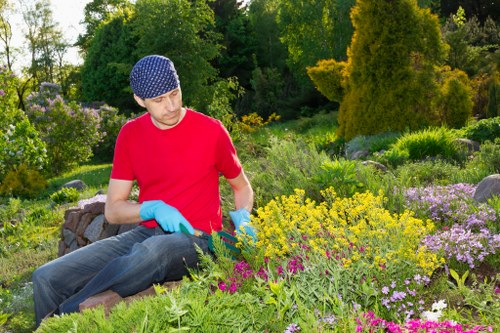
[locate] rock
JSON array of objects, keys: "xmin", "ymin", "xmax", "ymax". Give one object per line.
[
  {"xmin": 63, "ymin": 210, "xmax": 83, "ymax": 233},
  {"xmin": 84, "ymin": 214, "xmax": 106, "ymax": 243},
  {"xmin": 62, "ymin": 180, "xmax": 87, "ymax": 191},
  {"xmin": 454, "ymin": 138, "xmax": 480, "ymax": 154},
  {"xmin": 361, "ymin": 160, "xmax": 387, "ymax": 172},
  {"xmin": 82, "ymin": 201, "xmax": 105, "ymax": 215},
  {"xmin": 62, "ymin": 228, "xmax": 76, "ymax": 247},
  {"xmin": 473, "ymin": 174, "xmax": 500, "ymax": 203},
  {"xmin": 349, "ymin": 150, "xmax": 370, "ymax": 160}
]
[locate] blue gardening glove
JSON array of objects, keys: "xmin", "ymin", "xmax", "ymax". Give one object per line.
[
  {"xmin": 229, "ymin": 208, "xmax": 257, "ymax": 241},
  {"xmin": 140, "ymin": 200, "xmax": 194, "ymax": 235}
]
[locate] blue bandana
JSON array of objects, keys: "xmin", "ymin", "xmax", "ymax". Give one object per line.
[{"xmin": 130, "ymin": 55, "xmax": 180, "ymax": 99}]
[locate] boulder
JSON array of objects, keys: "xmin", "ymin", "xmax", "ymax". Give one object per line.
[
  {"xmin": 361, "ymin": 160, "xmax": 388, "ymax": 172},
  {"xmin": 473, "ymin": 174, "xmax": 500, "ymax": 203},
  {"xmin": 454, "ymin": 138, "xmax": 480, "ymax": 154},
  {"xmin": 62, "ymin": 179, "xmax": 87, "ymax": 191}
]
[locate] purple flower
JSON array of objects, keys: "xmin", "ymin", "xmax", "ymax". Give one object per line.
[
  {"xmin": 382, "ymin": 286, "xmax": 390, "ymax": 294},
  {"xmin": 284, "ymin": 323, "xmax": 301, "ymax": 333}
]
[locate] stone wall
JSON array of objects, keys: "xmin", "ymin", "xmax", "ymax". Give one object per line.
[{"xmin": 59, "ymin": 201, "xmax": 137, "ymax": 257}]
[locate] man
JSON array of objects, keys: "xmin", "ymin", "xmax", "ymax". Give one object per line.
[{"xmin": 32, "ymin": 55, "xmax": 255, "ymax": 327}]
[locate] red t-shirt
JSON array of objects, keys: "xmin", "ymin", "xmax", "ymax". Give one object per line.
[{"xmin": 110, "ymin": 109, "xmax": 242, "ymax": 233}]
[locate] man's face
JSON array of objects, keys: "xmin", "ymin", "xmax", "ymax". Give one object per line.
[{"xmin": 135, "ymin": 88, "xmax": 184, "ymax": 129}]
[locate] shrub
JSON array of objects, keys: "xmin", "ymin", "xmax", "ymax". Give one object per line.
[
  {"xmin": 307, "ymin": 59, "xmax": 347, "ymax": 103},
  {"xmin": 395, "ymin": 160, "xmax": 462, "ymax": 187},
  {"xmin": 49, "ymin": 187, "xmax": 80, "ymax": 205},
  {"xmin": 25, "ymin": 83, "xmax": 102, "ymax": 176},
  {"xmin": 0, "ymin": 118, "xmax": 47, "ymax": 182},
  {"xmin": 387, "ymin": 128, "xmax": 462, "ymax": 162},
  {"xmin": 434, "ymin": 67, "xmax": 473, "ymax": 129},
  {"xmin": 312, "ymin": 158, "xmax": 364, "ymax": 198},
  {"xmin": 465, "ymin": 138, "xmax": 500, "ymax": 174},
  {"xmin": 458, "ymin": 116, "xmax": 500, "ymax": 143},
  {"xmin": 92, "ymin": 105, "xmax": 129, "ymax": 163},
  {"xmin": 247, "ymin": 137, "xmax": 329, "ymax": 206},
  {"xmin": 0, "ymin": 165, "xmax": 47, "ymax": 198}
]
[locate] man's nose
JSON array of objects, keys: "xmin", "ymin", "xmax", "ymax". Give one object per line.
[{"xmin": 164, "ymin": 98, "xmax": 175, "ymax": 112}]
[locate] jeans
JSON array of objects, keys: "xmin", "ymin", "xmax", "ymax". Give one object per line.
[{"xmin": 32, "ymin": 226, "xmax": 209, "ymax": 327}]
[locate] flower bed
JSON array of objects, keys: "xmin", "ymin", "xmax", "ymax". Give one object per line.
[{"xmin": 37, "ymin": 185, "xmax": 500, "ymax": 332}]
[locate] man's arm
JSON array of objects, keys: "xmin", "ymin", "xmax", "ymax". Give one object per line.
[
  {"xmin": 227, "ymin": 170, "xmax": 254, "ymax": 213},
  {"xmin": 105, "ymin": 178, "xmax": 142, "ymax": 224}
]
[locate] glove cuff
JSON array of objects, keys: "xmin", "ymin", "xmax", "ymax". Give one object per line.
[{"xmin": 230, "ymin": 208, "xmax": 251, "ymax": 228}]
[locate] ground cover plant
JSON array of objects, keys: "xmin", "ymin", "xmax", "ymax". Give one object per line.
[{"xmin": 1, "ymin": 113, "xmax": 499, "ymax": 332}]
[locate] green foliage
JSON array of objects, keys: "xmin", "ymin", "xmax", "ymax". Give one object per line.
[
  {"xmin": 81, "ymin": 9, "xmax": 138, "ymax": 113},
  {"xmin": 133, "ymin": 0, "xmax": 221, "ymax": 111},
  {"xmin": 307, "ymin": 59, "xmax": 347, "ymax": 103},
  {"xmin": 434, "ymin": 67, "xmax": 473, "ymax": 128},
  {"xmin": 277, "ymin": 0, "xmax": 354, "ymax": 82},
  {"xmin": 25, "ymin": 83, "xmax": 102, "ymax": 176},
  {"xmin": 0, "ymin": 118, "xmax": 48, "ymax": 182},
  {"xmin": 487, "ymin": 68, "xmax": 500, "ymax": 118},
  {"xmin": 250, "ymin": 67, "xmax": 286, "ymax": 118},
  {"xmin": 386, "ymin": 127, "xmax": 462, "ymax": 163},
  {"xmin": 206, "ymin": 77, "xmax": 244, "ymax": 138},
  {"xmin": 441, "ymin": 8, "xmax": 499, "ymax": 77},
  {"xmin": 336, "ymin": 0, "xmax": 449, "ymax": 140},
  {"xmin": 247, "ymin": 137, "xmax": 329, "ymax": 206},
  {"xmin": 0, "ymin": 67, "xmax": 21, "ymax": 121},
  {"xmin": 210, "ymin": 0, "xmax": 256, "ymax": 89},
  {"xmin": 458, "ymin": 116, "xmax": 500, "ymax": 143},
  {"xmin": 395, "ymin": 160, "xmax": 462, "ymax": 187},
  {"xmin": 0, "ymin": 165, "xmax": 47, "ymax": 199},
  {"xmin": 92, "ymin": 105, "xmax": 129, "ymax": 162},
  {"xmin": 312, "ymin": 159, "xmax": 364, "ymax": 198},
  {"xmin": 49, "ymin": 187, "xmax": 80, "ymax": 205},
  {"xmin": 464, "ymin": 138, "xmax": 500, "ymax": 175}
]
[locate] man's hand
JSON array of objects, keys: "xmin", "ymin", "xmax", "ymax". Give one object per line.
[
  {"xmin": 229, "ymin": 208, "xmax": 257, "ymax": 241},
  {"xmin": 140, "ymin": 200, "xmax": 194, "ymax": 235}
]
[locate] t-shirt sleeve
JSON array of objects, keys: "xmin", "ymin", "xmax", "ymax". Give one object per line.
[
  {"xmin": 110, "ymin": 124, "xmax": 135, "ymax": 180},
  {"xmin": 215, "ymin": 122, "xmax": 242, "ymax": 179}
]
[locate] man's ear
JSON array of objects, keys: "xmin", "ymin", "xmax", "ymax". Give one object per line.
[{"xmin": 133, "ymin": 95, "xmax": 146, "ymax": 108}]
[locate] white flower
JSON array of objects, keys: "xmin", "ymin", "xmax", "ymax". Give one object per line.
[
  {"xmin": 421, "ymin": 310, "xmax": 442, "ymax": 322},
  {"xmin": 431, "ymin": 299, "xmax": 447, "ymax": 311}
]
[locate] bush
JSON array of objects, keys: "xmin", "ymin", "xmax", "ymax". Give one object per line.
[
  {"xmin": 434, "ymin": 67, "xmax": 473, "ymax": 129},
  {"xmin": 0, "ymin": 118, "xmax": 47, "ymax": 182},
  {"xmin": 312, "ymin": 159, "xmax": 364, "ymax": 198},
  {"xmin": 395, "ymin": 160, "xmax": 462, "ymax": 187},
  {"xmin": 247, "ymin": 137, "xmax": 329, "ymax": 206},
  {"xmin": 25, "ymin": 83, "xmax": 102, "ymax": 176},
  {"xmin": 387, "ymin": 128, "xmax": 462, "ymax": 162},
  {"xmin": 466, "ymin": 138, "xmax": 500, "ymax": 174},
  {"xmin": 458, "ymin": 116, "xmax": 500, "ymax": 143},
  {"xmin": 307, "ymin": 59, "xmax": 347, "ymax": 103},
  {"xmin": 0, "ymin": 165, "xmax": 47, "ymax": 198},
  {"xmin": 49, "ymin": 187, "xmax": 80, "ymax": 205}
]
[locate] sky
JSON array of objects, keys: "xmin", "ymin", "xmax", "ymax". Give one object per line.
[{"xmin": 10, "ymin": 0, "xmax": 91, "ymax": 69}]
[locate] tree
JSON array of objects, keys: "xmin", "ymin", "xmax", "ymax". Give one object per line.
[
  {"xmin": 133, "ymin": 0, "xmax": 221, "ymax": 110},
  {"xmin": 309, "ymin": 0, "xmax": 475, "ymax": 140},
  {"xmin": 76, "ymin": 0, "xmax": 132, "ymax": 55},
  {"xmin": 81, "ymin": 9, "xmax": 137, "ymax": 113},
  {"xmin": 247, "ymin": 0, "xmax": 287, "ymax": 71},
  {"xmin": 209, "ymin": 0, "xmax": 256, "ymax": 89},
  {"xmin": 0, "ymin": 0, "xmax": 15, "ymax": 71},
  {"xmin": 277, "ymin": 0, "xmax": 355, "ymax": 82},
  {"xmin": 20, "ymin": 0, "xmax": 68, "ymax": 88}
]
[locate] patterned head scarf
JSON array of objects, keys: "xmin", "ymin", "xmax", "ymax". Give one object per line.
[{"xmin": 130, "ymin": 55, "xmax": 180, "ymax": 99}]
